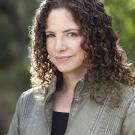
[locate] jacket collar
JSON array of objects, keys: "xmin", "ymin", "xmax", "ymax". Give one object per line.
[{"xmin": 46, "ymin": 73, "xmax": 89, "ymax": 100}]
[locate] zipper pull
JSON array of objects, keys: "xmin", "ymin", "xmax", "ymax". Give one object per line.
[{"xmin": 74, "ymin": 98, "xmax": 79, "ymax": 103}]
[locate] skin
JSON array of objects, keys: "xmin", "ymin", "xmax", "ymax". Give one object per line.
[{"xmin": 45, "ymin": 8, "xmax": 87, "ymax": 112}]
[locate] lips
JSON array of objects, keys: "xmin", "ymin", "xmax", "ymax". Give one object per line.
[
  {"xmin": 55, "ymin": 56, "xmax": 71, "ymax": 59},
  {"xmin": 54, "ymin": 56, "xmax": 72, "ymax": 62}
]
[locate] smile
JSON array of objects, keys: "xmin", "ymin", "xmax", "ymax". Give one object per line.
[{"xmin": 54, "ymin": 56, "xmax": 72, "ymax": 62}]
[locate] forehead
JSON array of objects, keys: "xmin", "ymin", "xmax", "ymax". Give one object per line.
[{"xmin": 45, "ymin": 8, "xmax": 79, "ymax": 30}]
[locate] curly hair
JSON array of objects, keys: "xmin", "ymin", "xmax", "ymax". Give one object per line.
[{"xmin": 30, "ymin": 0, "xmax": 135, "ymax": 107}]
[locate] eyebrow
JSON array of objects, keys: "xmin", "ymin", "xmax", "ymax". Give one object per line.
[{"xmin": 45, "ymin": 28, "xmax": 80, "ymax": 33}]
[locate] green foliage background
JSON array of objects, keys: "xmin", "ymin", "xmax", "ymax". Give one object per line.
[
  {"xmin": 0, "ymin": 0, "xmax": 134, "ymax": 134},
  {"xmin": 104, "ymin": 0, "xmax": 135, "ymax": 64}
]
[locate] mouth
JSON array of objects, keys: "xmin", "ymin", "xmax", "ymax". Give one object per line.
[{"xmin": 54, "ymin": 56, "xmax": 72, "ymax": 62}]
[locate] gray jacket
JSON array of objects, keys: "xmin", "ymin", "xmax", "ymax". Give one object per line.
[{"xmin": 7, "ymin": 76, "xmax": 135, "ymax": 135}]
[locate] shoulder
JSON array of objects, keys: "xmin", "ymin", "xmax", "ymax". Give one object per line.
[
  {"xmin": 121, "ymin": 85, "xmax": 135, "ymax": 116},
  {"xmin": 19, "ymin": 86, "xmax": 45, "ymax": 103},
  {"xmin": 7, "ymin": 86, "xmax": 46, "ymax": 134},
  {"xmin": 16, "ymin": 86, "xmax": 45, "ymax": 117},
  {"xmin": 120, "ymin": 85, "xmax": 135, "ymax": 135},
  {"xmin": 120, "ymin": 84, "xmax": 135, "ymax": 103},
  {"xmin": 121, "ymin": 84, "xmax": 135, "ymax": 110},
  {"xmin": 118, "ymin": 84, "xmax": 135, "ymax": 112},
  {"xmin": 20, "ymin": 88, "xmax": 34, "ymax": 102}
]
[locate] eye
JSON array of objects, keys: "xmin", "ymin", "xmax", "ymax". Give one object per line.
[
  {"xmin": 46, "ymin": 33, "xmax": 55, "ymax": 38},
  {"xmin": 66, "ymin": 32, "xmax": 78, "ymax": 38}
]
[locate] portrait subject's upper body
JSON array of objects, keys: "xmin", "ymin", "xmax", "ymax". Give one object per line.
[
  {"xmin": 7, "ymin": 76, "xmax": 135, "ymax": 135},
  {"xmin": 7, "ymin": 0, "xmax": 135, "ymax": 135}
]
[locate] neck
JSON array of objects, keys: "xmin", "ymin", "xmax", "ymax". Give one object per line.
[{"xmin": 62, "ymin": 68, "xmax": 87, "ymax": 93}]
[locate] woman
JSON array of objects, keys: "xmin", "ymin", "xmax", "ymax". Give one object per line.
[{"xmin": 8, "ymin": 0, "xmax": 135, "ymax": 135}]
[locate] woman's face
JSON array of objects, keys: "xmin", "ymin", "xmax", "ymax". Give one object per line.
[{"xmin": 45, "ymin": 8, "xmax": 86, "ymax": 74}]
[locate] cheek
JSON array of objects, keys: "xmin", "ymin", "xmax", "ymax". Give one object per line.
[
  {"xmin": 46, "ymin": 47, "xmax": 49, "ymax": 55},
  {"xmin": 46, "ymin": 43, "xmax": 52, "ymax": 55},
  {"xmin": 74, "ymin": 48, "xmax": 85, "ymax": 63},
  {"xmin": 79, "ymin": 51, "xmax": 85, "ymax": 62},
  {"xmin": 74, "ymin": 42, "xmax": 85, "ymax": 56},
  {"xmin": 46, "ymin": 40, "xmax": 56, "ymax": 55},
  {"xmin": 77, "ymin": 45, "xmax": 86, "ymax": 61}
]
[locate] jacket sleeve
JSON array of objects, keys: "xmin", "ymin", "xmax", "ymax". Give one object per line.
[
  {"xmin": 7, "ymin": 93, "xmax": 24, "ymax": 135},
  {"xmin": 121, "ymin": 95, "xmax": 135, "ymax": 135}
]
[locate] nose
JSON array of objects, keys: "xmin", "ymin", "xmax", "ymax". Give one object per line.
[{"xmin": 54, "ymin": 36, "xmax": 66, "ymax": 52}]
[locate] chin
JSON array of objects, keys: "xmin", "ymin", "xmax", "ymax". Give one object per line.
[
  {"xmin": 56, "ymin": 64, "xmax": 83, "ymax": 74},
  {"xmin": 55, "ymin": 64, "xmax": 73, "ymax": 72},
  {"xmin": 57, "ymin": 67, "xmax": 74, "ymax": 73}
]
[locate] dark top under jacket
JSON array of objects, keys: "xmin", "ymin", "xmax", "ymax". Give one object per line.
[{"xmin": 51, "ymin": 111, "xmax": 69, "ymax": 135}]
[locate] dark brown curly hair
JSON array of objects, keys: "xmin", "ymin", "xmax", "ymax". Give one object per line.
[{"xmin": 30, "ymin": 0, "xmax": 135, "ymax": 107}]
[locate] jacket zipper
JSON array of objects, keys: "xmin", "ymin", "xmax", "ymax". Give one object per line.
[
  {"xmin": 44, "ymin": 95, "xmax": 52, "ymax": 135},
  {"xmin": 64, "ymin": 96, "xmax": 79, "ymax": 135},
  {"xmin": 64, "ymin": 81, "xmax": 81, "ymax": 135}
]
